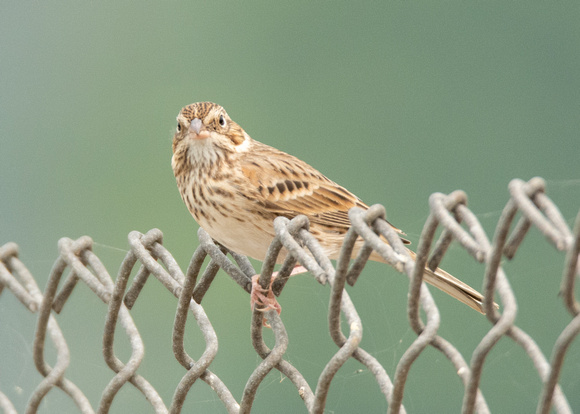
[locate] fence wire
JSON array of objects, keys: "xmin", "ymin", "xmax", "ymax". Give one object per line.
[{"xmin": 0, "ymin": 176, "xmax": 578, "ymax": 413}]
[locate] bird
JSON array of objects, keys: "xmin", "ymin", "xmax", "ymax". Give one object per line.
[{"xmin": 171, "ymin": 101, "xmax": 487, "ymax": 314}]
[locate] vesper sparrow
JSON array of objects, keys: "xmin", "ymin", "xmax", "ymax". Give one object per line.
[{"xmin": 172, "ymin": 102, "xmax": 486, "ymax": 314}]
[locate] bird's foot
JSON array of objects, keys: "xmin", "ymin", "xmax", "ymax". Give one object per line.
[
  {"xmin": 251, "ymin": 274, "xmax": 281, "ymax": 327},
  {"xmin": 250, "ymin": 265, "xmax": 309, "ymax": 327}
]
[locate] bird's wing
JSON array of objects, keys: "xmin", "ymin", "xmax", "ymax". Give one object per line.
[{"xmin": 241, "ymin": 142, "xmax": 408, "ymax": 240}]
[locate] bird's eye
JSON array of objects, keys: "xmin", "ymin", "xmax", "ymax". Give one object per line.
[
  {"xmin": 218, "ymin": 115, "xmax": 226, "ymax": 127},
  {"xmin": 176, "ymin": 123, "xmax": 182, "ymax": 132}
]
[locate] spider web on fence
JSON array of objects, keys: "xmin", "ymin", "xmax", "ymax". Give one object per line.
[{"xmin": 0, "ymin": 177, "xmax": 578, "ymax": 414}]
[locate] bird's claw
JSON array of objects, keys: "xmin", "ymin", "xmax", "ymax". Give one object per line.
[{"xmin": 251, "ymin": 274, "xmax": 281, "ymax": 327}]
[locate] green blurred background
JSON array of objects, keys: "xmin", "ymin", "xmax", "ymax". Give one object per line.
[{"xmin": 1, "ymin": 2, "xmax": 579, "ymax": 413}]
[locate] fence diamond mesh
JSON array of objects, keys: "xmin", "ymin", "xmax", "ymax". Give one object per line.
[{"xmin": 1, "ymin": 177, "xmax": 578, "ymax": 413}]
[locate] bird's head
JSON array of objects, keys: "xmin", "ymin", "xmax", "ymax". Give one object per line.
[{"xmin": 172, "ymin": 102, "xmax": 250, "ymax": 173}]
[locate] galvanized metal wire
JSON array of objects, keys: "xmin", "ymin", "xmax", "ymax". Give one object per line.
[{"xmin": 0, "ymin": 177, "xmax": 578, "ymax": 413}]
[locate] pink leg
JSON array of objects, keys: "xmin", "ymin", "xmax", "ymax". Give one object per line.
[
  {"xmin": 287, "ymin": 265, "xmax": 308, "ymax": 276},
  {"xmin": 250, "ymin": 265, "xmax": 308, "ymax": 327},
  {"xmin": 250, "ymin": 274, "xmax": 281, "ymax": 314}
]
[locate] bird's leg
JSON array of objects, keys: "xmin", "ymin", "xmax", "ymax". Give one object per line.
[
  {"xmin": 250, "ymin": 265, "xmax": 308, "ymax": 327},
  {"xmin": 286, "ymin": 265, "xmax": 308, "ymax": 276},
  {"xmin": 251, "ymin": 274, "xmax": 281, "ymax": 327},
  {"xmin": 251, "ymin": 275, "xmax": 281, "ymax": 313}
]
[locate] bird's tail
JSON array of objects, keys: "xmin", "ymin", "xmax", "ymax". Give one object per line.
[{"xmin": 373, "ymin": 249, "xmax": 488, "ymax": 314}]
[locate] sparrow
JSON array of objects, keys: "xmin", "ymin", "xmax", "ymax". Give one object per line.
[{"xmin": 171, "ymin": 102, "xmax": 486, "ymax": 314}]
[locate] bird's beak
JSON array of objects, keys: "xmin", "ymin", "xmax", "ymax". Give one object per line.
[{"xmin": 189, "ymin": 118, "xmax": 210, "ymax": 139}]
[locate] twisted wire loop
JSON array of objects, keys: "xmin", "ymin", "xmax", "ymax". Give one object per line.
[
  {"xmin": 0, "ymin": 176, "xmax": 577, "ymax": 413},
  {"xmin": 0, "ymin": 239, "xmax": 95, "ymax": 414},
  {"xmin": 465, "ymin": 178, "xmax": 575, "ymax": 414},
  {"xmin": 344, "ymin": 196, "xmax": 489, "ymax": 414}
]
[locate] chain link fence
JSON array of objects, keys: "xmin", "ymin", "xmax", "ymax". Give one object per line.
[{"xmin": 1, "ymin": 177, "xmax": 578, "ymax": 413}]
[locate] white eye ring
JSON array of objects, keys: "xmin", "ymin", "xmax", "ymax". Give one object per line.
[
  {"xmin": 176, "ymin": 123, "xmax": 182, "ymax": 132},
  {"xmin": 218, "ymin": 115, "xmax": 226, "ymax": 127}
]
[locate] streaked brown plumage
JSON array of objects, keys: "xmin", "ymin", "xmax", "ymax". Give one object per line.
[{"xmin": 172, "ymin": 102, "xmax": 487, "ymax": 313}]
